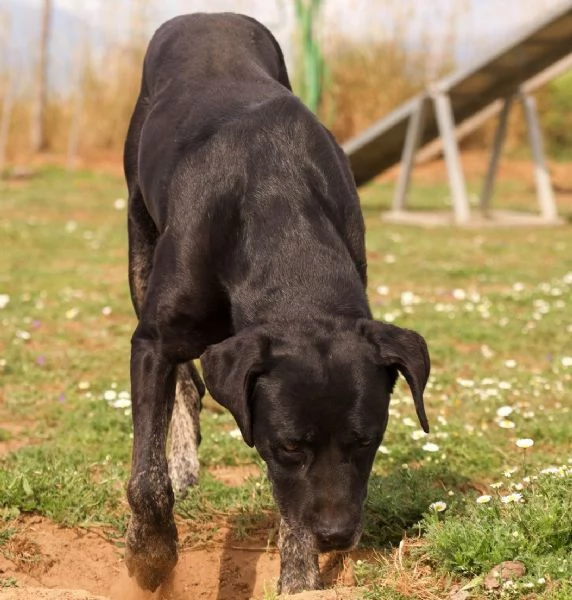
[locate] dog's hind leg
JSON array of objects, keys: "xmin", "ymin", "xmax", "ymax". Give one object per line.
[
  {"xmin": 277, "ymin": 518, "xmax": 321, "ymax": 594},
  {"xmin": 125, "ymin": 94, "xmax": 157, "ymax": 321},
  {"xmin": 127, "ymin": 193, "xmax": 156, "ymax": 318},
  {"xmin": 168, "ymin": 361, "xmax": 204, "ymax": 494}
]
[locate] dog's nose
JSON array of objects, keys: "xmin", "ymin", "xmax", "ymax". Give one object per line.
[{"xmin": 314, "ymin": 522, "xmax": 355, "ymax": 551}]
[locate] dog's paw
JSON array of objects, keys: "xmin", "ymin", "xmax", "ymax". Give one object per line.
[
  {"xmin": 278, "ymin": 568, "xmax": 323, "ymax": 595},
  {"xmin": 278, "ymin": 578, "xmax": 323, "ymax": 595},
  {"xmin": 125, "ymin": 516, "xmax": 178, "ymax": 592}
]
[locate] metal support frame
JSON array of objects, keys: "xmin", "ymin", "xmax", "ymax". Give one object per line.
[
  {"xmin": 388, "ymin": 87, "xmax": 561, "ymax": 225},
  {"xmin": 432, "ymin": 92, "xmax": 471, "ymax": 223},
  {"xmin": 519, "ymin": 91, "xmax": 558, "ymax": 220},
  {"xmin": 480, "ymin": 95, "xmax": 514, "ymax": 214},
  {"xmin": 392, "ymin": 97, "xmax": 427, "ymax": 212}
]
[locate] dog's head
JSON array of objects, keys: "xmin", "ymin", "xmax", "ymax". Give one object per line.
[{"xmin": 201, "ymin": 320, "xmax": 430, "ymax": 552}]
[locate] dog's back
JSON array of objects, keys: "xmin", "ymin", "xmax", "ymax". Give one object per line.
[
  {"xmin": 125, "ymin": 12, "xmax": 366, "ymax": 307},
  {"xmin": 125, "ymin": 14, "xmax": 294, "ymax": 223},
  {"xmin": 125, "ymin": 13, "xmax": 362, "ymax": 262}
]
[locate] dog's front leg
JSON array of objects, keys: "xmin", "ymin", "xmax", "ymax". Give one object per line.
[
  {"xmin": 277, "ymin": 518, "xmax": 321, "ymax": 594},
  {"xmin": 125, "ymin": 330, "xmax": 178, "ymax": 591}
]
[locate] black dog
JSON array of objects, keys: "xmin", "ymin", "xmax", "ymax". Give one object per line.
[{"xmin": 124, "ymin": 12, "xmax": 430, "ymax": 595}]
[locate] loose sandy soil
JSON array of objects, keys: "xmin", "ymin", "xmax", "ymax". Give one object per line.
[{"xmin": 0, "ymin": 466, "xmax": 365, "ymax": 600}]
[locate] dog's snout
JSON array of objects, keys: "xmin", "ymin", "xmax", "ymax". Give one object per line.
[{"xmin": 313, "ymin": 517, "xmax": 356, "ymax": 551}]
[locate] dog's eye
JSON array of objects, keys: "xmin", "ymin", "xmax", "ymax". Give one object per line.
[
  {"xmin": 357, "ymin": 438, "xmax": 372, "ymax": 448},
  {"xmin": 276, "ymin": 442, "xmax": 305, "ymax": 465},
  {"xmin": 281, "ymin": 442, "xmax": 301, "ymax": 453}
]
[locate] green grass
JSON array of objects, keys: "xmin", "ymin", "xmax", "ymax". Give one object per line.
[
  {"xmin": 0, "ymin": 166, "xmax": 571, "ymax": 598},
  {"xmin": 423, "ymin": 466, "xmax": 572, "ymax": 580}
]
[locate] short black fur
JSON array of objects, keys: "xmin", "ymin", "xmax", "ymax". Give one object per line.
[{"xmin": 124, "ymin": 12, "xmax": 430, "ymax": 594}]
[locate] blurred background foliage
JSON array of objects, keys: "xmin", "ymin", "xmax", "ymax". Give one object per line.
[{"xmin": 0, "ymin": 0, "xmax": 571, "ymax": 169}]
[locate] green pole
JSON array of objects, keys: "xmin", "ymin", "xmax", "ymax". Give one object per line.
[{"xmin": 294, "ymin": 0, "xmax": 325, "ymax": 114}]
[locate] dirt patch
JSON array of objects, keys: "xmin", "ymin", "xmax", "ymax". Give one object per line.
[
  {"xmin": 207, "ymin": 464, "xmax": 262, "ymax": 486},
  {"xmin": 285, "ymin": 591, "xmax": 359, "ymax": 600},
  {"xmin": 1, "ymin": 590, "xmax": 108, "ymax": 600},
  {"xmin": 0, "ymin": 514, "xmax": 367, "ymax": 600},
  {"xmin": 0, "ymin": 590, "xmax": 360, "ymax": 600},
  {"xmin": 0, "ymin": 420, "xmax": 37, "ymax": 456}
]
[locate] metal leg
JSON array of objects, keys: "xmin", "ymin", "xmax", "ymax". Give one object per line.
[
  {"xmin": 392, "ymin": 97, "xmax": 427, "ymax": 212},
  {"xmin": 433, "ymin": 92, "xmax": 471, "ymax": 223},
  {"xmin": 480, "ymin": 96, "xmax": 513, "ymax": 215},
  {"xmin": 519, "ymin": 92, "xmax": 557, "ymax": 221}
]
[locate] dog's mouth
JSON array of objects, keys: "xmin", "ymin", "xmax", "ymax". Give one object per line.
[
  {"xmin": 316, "ymin": 538, "xmax": 356, "ymax": 553},
  {"xmin": 315, "ymin": 526, "xmax": 362, "ymax": 553}
]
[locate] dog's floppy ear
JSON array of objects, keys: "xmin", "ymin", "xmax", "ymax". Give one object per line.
[
  {"xmin": 200, "ymin": 329, "xmax": 269, "ymax": 447},
  {"xmin": 357, "ymin": 319, "xmax": 430, "ymax": 433}
]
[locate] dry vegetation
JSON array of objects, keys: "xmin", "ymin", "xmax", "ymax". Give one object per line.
[
  {"xmin": 0, "ymin": 0, "xmax": 463, "ymax": 165},
  {"xmin": 0, "ymin": 0, "xmax": 571, "ymax": 168}
]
